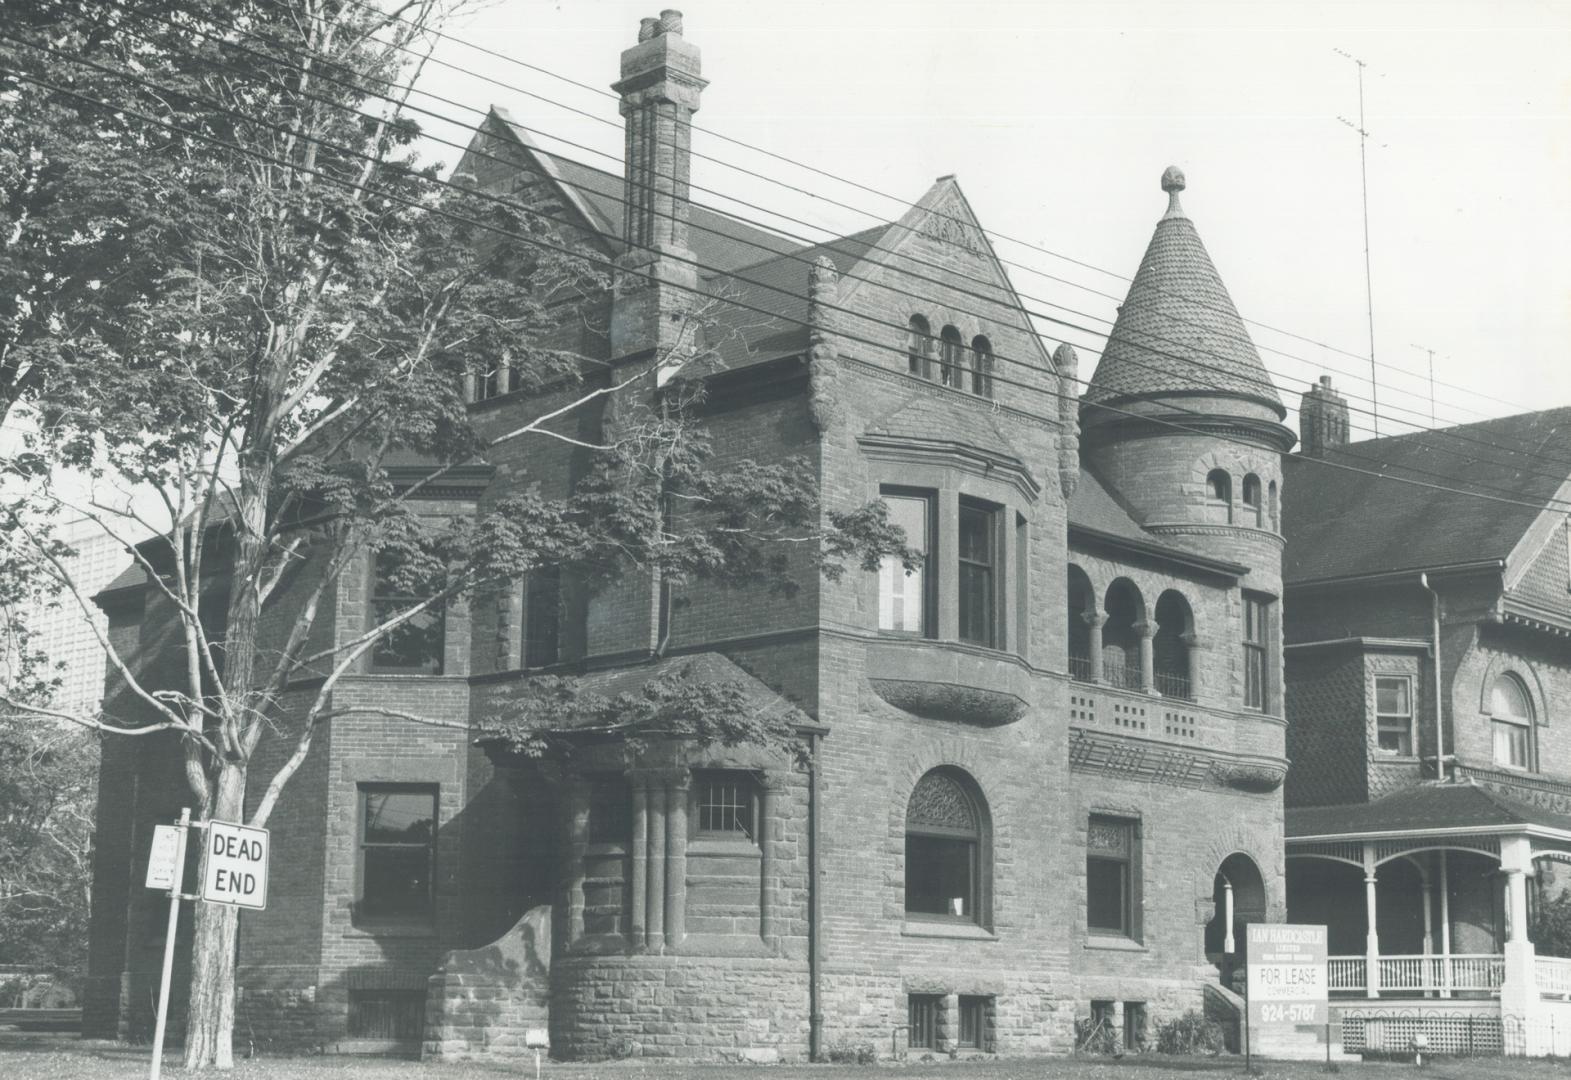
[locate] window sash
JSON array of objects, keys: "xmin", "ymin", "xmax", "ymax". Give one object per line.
[
  {"xmin": 909, "ymin": 995, "xmax": 941, "ymax": 1050},
  {"xmin": 958, "ymin": 502, "xmax": 997, "ymax": 648},
  {"xmin": 358, "ymin": 786, "xmax": 436, "ymax": 922},
  {"xmin": 1087, "ymin": 856, "xmax": 1131, "ymax": 934},
  {"xmin": 696, "ymin": 777, "xmax": 754, "ymax": 838},
  {"xmin": 1375, "ymin": 676, "xmax": 1414, "ymax": 754},
  {"xmin": 905, "ymin": 833, "xmax": 978, "ymax": 918},
  {"xmin": 1243, "ymin": 597, "xmax": 1268, "ymax": 710},
  {"xmin": 958, "ymin": 997, "xmax": 985, "ymax": 1048},
  {"xmin": 523, "ymin": 566, "xmax": 562, "ymax": 668},
  {"xmin": 1494, "ymin": 719, "xmax": 1531, "ymax": 769},
  {"xmin": 879, "ymin": 492, "xmax": 934, "ymax": 636}
]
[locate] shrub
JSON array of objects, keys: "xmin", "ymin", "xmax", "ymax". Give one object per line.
[
  {"xmin": 824, "ymin": 1040, "xmax": 878, "ymax": 1064},
  {"xmin": 1075, "ymin": 1015, "xmax": 1119, "ymax": 1054},
  {"xmin": 1154, "ymin": 1010, "xmax": 1226, "ymax": 1055}
]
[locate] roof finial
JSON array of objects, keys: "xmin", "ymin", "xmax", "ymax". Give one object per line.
[{"xmin": 1161, "ymin": 165, "xmax": 1187, "ymax": 220}]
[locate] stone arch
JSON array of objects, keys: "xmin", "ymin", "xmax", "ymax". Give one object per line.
[
  {"xmin": 1067, "ymin": 564, "xmax": 1095, "ymax": 675},
  {"xmin": 939, "ymin": 324, "xmax": 965, "ymax": 388},
  {"xmin": 903, "ymin": 767, "xmax": 991, "ymax": 926},
  {"xmin": 906, "ymin": 314, "xmax": 932, "ymax": 378},
  {"xmin": 1206, "ymin": 852, "xmax": 1267, "ymax": 970},
  {"xmin": 1102, "ymin": 578, "xmax": 1145, "ymax": 689},
  {"xmin": 1268, "ymin": 479, "xmax": 1280, "ymax": 531},
  {"xmin": 888, "ymin": 740, "xmax": 1012, "ymax": 923},
  {"xmin": 970, "ymin": 334, "xmax": 994, "ymax": 397},
  {"xmin": 1476, "ymin": 653, "xmax": 1549, "ymax": 726},
  {"xmin": 1153, "ymin": 590, "xmax": 1193, "ymax": 698},
  {"xmin": 1241, "ymin": 473, "xmax": 1264, "ymax": 527}
]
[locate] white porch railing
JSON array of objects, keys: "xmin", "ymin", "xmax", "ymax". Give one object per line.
[
  {"xmin": 1537, "ymin": 956, "xmax": 1571, "ymax": 998},
  {"xmin": 1328, "ymin": 954, "xmax": 1505, "ymax": 995}
]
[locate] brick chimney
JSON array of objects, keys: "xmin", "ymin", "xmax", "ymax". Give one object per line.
[
  {"xmin": 610, "ymin": 10, "xmax": 706, "ymax": 359},
  {"xmin": 1299, "ymin": 375, "xmax": 1350, "ymax": 456}
]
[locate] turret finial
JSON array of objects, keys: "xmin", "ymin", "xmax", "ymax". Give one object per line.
[{"xmin": 1161, "ymin": 165, "xmax": 1187, "ymax": 219}]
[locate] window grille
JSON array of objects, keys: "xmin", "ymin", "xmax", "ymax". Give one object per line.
[{"xmin": 696, "ymin": 775, "xmax": 754, "ymax": 838}]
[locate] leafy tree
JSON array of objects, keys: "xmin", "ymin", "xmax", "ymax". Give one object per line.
[{"xmin": 1, "ymin": 0, "xmax": 906, "ymax": 1069}]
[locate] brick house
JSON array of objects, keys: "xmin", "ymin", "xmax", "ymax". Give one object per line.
[
  {"xmin": 85, "ymin": 11, "xmax": 1298, "ymax": 1060},
  {"xmin": 1282, "ymin": 385, "xmax": 1571, "ymax": 1054}
]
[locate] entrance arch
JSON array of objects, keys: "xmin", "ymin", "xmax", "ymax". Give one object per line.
[{"xmin": 1206, "ymin": 853, "xmax": 1266, "ymax": 987}]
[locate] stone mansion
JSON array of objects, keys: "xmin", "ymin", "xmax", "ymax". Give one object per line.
[{"xmin": 83, "ymin": 9, "xmax": 1571, "ymax": 1063}]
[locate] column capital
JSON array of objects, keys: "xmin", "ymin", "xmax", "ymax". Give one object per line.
[
  {"xmin": 1180, "ymin": 631, "xmax": 1203, "ymax": 649},
  {"xmin": 1133, "ymin": 620, "xmax": 1155, "ymax": 640},
  {"xmin": 1082, "ymin": 611, "xmax": 1108, "ymax": 629},
  {"xmin": 629, "ymin": 766, "xmax": 690, "ymax": 789}
]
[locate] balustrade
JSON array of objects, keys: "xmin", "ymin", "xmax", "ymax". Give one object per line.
[{"xmin": 1328, "ymin": 954, "xmax": 1505, "ymax": 995}]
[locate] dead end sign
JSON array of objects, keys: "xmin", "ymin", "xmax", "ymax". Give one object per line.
[{"xmin": 201, "ymin": 820, "xmax": 269, "ymax": 910}]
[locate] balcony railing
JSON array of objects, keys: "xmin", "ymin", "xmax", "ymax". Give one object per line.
[
  {"xmin": 1538, "ymin": 955, "xmax": 1571, "ymax": 998},
  {"xmin": 1154, "ymin": 669, "xmax": 1192, "ymax": 700},
  {"xmin": 1101, "ymin": 658, "xmax": 1142, "ymax": 691},
  {"xmin": 1328, "ymin": 954, "xmax": 1504, "ymax": 995},
  {"xmin": 1068, "ymin": 653, "xmax": 1092, "ymax": 682}
]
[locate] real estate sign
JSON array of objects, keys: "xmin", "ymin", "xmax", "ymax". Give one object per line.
[
  {"xmin": 200, "ymin": 819, "xmax": 270, "ymax": 910},
  {"xmin": 1246, "ymin": 923, "xmax": 1328, "ymax": 1027}
]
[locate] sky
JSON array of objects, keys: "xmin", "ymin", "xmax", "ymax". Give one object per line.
[{"xmin": 413, "ymin": 0, "xmax": 1571, "ymax": 443}]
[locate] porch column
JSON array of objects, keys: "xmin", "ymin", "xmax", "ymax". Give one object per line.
[
  {"xmin": 1439, "ymin": 850, "xmax": 1453, "ymax": 998},
  {"xmin": 1363, "ymin": 842, "xmax": 1381, "ymax": 997},
  {"xmin": 1500, "ymin": 835, "xmax": 1538, "ymax": 1022},
  {"xmin": 565, "ymin": 778, "xmax": 591, "ymax": 944},
  {"xmin": 1135, "ymin": 620, "xmax": 1155, "ymax": 693},
  {"xmin": 759, "ymin": 772, "xmax": 785, "ymax": 943},
  {"xmin": 1086, "ymin": 613, "xmax": 1106, "ymax": 682},
  {"xmin": 630, "ymin": 780, "xmax": 649, "ymax": 946},
  {"xmin": 1418, "ymin": 859, "xmax": 1434, "ymax": 998},
  {"xmin": 1180, "ymin": 631, "xmax": 1202, "ymax": 700},
  {"xmin": 646, "ymin": 776, "xmax": 667, "ymax": 951},
  {"xmin": 664, "ymin": 772, "xmax": 689, "ymax": 951},
  {"xmin": 1222, "ymin": 878, "xmax": 1235, "ymax": 954}
]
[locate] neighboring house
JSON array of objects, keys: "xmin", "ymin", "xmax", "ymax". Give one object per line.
[
  {"xmin": 1282, "ymin": 385, "xmax": 1571, "ymax": 1054},
  {"xmin": 85, "ymin": 14, "xmax": 1297, "ymax": 1060}
]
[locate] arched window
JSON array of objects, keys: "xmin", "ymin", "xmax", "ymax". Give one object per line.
[
  {"xmin": 1491, "ymin": 674, "xmax": 1534, "ymax": 769},
  {"xmin": 1206, "ymin": 470, "xmax": 1232, "ymax": 524},
  {"xmin": 940, "ymin": 325, "xmax": 965, "ymax": 388},
  {"xmin": 905, "ymin": 768, "xmax": 987, "ymax": 924},
  {"xmin": 906, "ymin": 315, "xmax": 932, "ymax": 379},
  {"xmin": 1102, "ymin": 579, "xmax": 1144, "ymax": 690},
  {"xmin": 1153, "ymin": 591, "xmax": 1193, "ymax": 700},
  {"xmin": 1067, "ymin": 565, "xmax": 1094, "ymax": 681},
  {"xmin": 1268, "ymin": 480, "xmax": 1279, "ymax": 531},
  {"xmin": 971, "ymin": 335, "xmax": 994, "ymax": 398},
  {"xmin": 1241, "ymin": 474, "xmax": 1263, "ymax": 527}
]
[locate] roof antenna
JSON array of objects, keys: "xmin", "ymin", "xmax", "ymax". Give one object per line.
[
  {"xmin": 1335, "ymin": 48, "xmax": 1386, "ymax": 437},
  {"xmin": 1410, "ymin": 343, "xmax": 1445, "ymax": 427}
]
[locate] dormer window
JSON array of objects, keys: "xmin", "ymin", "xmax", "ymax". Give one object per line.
[
  {"xmin": 971, "ymin": 335, "xmax": 994, "ymax": 398},
  {"xmin": 939, "ymin": 325, "xmax": 965, "ymax": 388},
  {"xmin": 1206, "ymin": 470, "xmax": 1232, "ymax": 525},
  {"xmin": 1242, "ymin": 474, "xmax": 1263, "ymax": 527}
]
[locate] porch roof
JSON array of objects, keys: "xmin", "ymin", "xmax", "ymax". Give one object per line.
[{"xmin": 1286, "ymin": 781, "xmax": 1571, "ymax": 842}]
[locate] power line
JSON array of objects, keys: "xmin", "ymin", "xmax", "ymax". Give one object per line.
[
  {"xmin": 297, "ymin": 0, "xmax": 1544, "ymax": 421},
  {"xmin": 211, "ymin": 0, "xmax": 1540, "ymax": 427},
  {"xmin": 9, "ymin": 60, "xmax": 1571, "ymax": 519},
  {"xmin": 38, "ymin": 10, "xmax": 1571, "ymax": 480},
  {"xmin": 21, "ymin": 29, "xmax": 1571, "ymax": 495}
]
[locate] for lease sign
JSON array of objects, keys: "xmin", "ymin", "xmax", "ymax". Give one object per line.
[
  {"xmin": 1246, "ymin": 923, "xmax": 1328, "ymax": 1027},
  {"xmin": 201, "ymin": 820, "xmax": 269, "ymax": 910}
]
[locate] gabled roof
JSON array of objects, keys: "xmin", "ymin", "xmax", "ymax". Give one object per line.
[
  {"xmin": 1287, "ymin": 781, "xmax": 1571, "ymax": 839},
  {"xmin": 1282, "ymin": 407, "xmax": 1571, "ymax": 585},
  {"xmin": 1084, "ymin": 169, "xmax": 1283, "ymax": 415}
]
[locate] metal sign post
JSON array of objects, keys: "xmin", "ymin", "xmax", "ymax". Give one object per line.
[
  {"xmin": 148, "ymin": 809, "xmax": 193, "ymax": 1080},
  {"xmin": 525, "ymin": 1027, "xmax": 549, "ymax": 1080}
]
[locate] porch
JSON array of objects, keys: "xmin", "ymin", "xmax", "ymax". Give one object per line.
[{"xmin": 1286, "ymin": 782, "xmax": 1571, "ymax": 1055}]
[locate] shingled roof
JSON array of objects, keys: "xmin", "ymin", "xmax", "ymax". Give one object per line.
[
  {"xmin": 1287, "ymin": 781, "xmax": 1571, "ymax": 838},
  {"xmin": 1282, "ymin": 406, "xmax": 1571, "ymax": 584},
  {"xmin": 1084, "ymin": 168, "xmax": 1284, "ymax": 416}
]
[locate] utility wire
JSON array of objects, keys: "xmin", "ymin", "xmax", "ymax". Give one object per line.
[
  {"xmin": 297, "ymin": 0, "xmax": 1542, "ymax": 420},
  {"xmin": 44, "ymin": 9, "xmax": 1571, "ymax": 478},
  {"xmin": 8, "ymin": 60, "xmax": 1571, "ymax": 517}
]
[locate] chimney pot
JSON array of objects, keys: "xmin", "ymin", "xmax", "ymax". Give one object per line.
[
  {"xmin": 638, "ymin": 17, "xmax": 659, "ymax": 41},
  {"xmin": 658, "ymin": 9, "xmax": 683, "ymax": 36}
]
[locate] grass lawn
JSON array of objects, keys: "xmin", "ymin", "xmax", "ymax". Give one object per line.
[{"xmin": 0, "ymin": 1036, "xmax": 1556, "ymax": 1080}]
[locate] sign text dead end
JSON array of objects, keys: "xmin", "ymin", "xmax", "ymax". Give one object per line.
[{"xmin": 201, "ymin": 820, "xmax": 270, "ymax": 911}]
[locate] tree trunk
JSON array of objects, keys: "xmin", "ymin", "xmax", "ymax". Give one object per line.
[{"xmin": 181, "ymin": 762, "xmax": 245, "ymax": 1070}]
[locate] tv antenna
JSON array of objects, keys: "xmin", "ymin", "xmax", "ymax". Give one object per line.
[
  {"xmin": 1410, "ymin": 344, "xmax": 1445, "ymax": 427},
  {"xmin": 1335, "ymin": 48, "xmax": 1386, "ymax": 436}
]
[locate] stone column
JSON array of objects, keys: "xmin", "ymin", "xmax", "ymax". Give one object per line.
[
  {"xmin": 630, "ymin": 780, "xmax": 649, "ymax": 947},
  {"xmin": 1363, "ymin": 842, "xmax": 1380, "ymax": 997},
  {"xmin": 759, "ymin": 772, "xmax": 785, "ymax": 943},
  {"xmin": 665, "ymin": 772, "xmax": 689, "ymax": 951},
  {"xmin": 566, "ymin": 779, "xmax": 590, "ymax": 945},
  {"xmin": 1181, "ymin": 631, "xmax": 1201, "ymax": 700},
  {"xmin": 646, "ymin": 776, "xmax": 667, "ymax": 951},
  {"xmin": 1086, "ymin": 612, "xmax": 1107, "ymax": 682},
  {"xmin": 1135, "ymin": 620, "xmax": 1155, "ymax": 693}
]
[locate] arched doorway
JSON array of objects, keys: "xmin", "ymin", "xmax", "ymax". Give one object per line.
[{"xmin": 1206, "ymin": 853, "xmax": 1266, "ymax": 990}]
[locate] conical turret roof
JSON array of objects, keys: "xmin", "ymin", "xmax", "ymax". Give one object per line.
[{"xmin": 1085, "ymin": 167, "xmax": 1284, "ymax": 417}]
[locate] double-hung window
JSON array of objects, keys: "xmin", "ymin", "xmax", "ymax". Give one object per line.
[
  {"xmin": 523, "ymin": 566, "xmax": 562, "ymax": 668},
  {"xmin": 1242, "ymin": 595, "xmax": 1269, "ymax": 711},
  {"xmin": 358, "ymin": 785, "xmax": 437, "ymax": 923},
  {"xmin": 370, "ymin": 550, "xmax": 444, "ymax": 675},
  {"xmin": 958, "ymin": 500, "xmax": 998, "ymax": 647},
  {"xmin": 879, "ymin": 490, "xmax": 934, "ymax": 636},
  {"xmin": 1375, "ymin": 676, "xmax": 1414, "ymax": 755},
  {"xmin": 1086, "ymin": 815, "xmax": 1138, "ymax": 938},
  {"xmin": 1491, "ymin": 674, "xmax": 1534, "ymax": 770}
]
